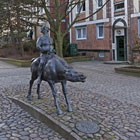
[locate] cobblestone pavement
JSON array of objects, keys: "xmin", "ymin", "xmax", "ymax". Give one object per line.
[
  {"xmin": 10, "ymin": 82, "xmax": 140, "ymax": 140},
  {"xmin": 0, "ymin": 61, "xmax": 65, "ymax": 140},
  {"xmin": 1, "ymin": 60, "xmax": 140, "ymax": 140},
  {"xmin": 70, "ymin": 61, "xmax": 140, "ymax": 106}
]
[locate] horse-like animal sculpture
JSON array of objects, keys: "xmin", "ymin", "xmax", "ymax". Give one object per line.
[{"xmin": 27, "ymin": 54, "xmax": 86, "ymax": 115}]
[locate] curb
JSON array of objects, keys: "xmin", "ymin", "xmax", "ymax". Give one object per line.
[
  {"xmin": 0, "ymin": 57, "xmax": 31, "ymax": 67},
  {"xmin": 9, "ymin": 97, "xmax": 82, "ymax": 140},
  {"xmin": 104, "ymin": 61, "xmax": 129, "ymax": 64},
  {"xmin": 115, "ymin": 67, "xmax": 140, "ymax": 76}
]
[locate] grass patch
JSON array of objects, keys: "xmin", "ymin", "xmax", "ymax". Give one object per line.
[{"xmin": 0, "ymin": 58, "xmax": 31, "ymax": 67}]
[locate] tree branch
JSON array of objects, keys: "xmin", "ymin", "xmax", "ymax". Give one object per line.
[{"xmin": 76, "ymin": 0, "xmax": 110, "ymax": 22}]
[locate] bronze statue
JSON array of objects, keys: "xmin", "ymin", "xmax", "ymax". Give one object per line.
[
  {"xmin": 36, "ymin": 26, "xmax": 54, "ymax": 84},
  {"xmin": 27, "ymin": 26, "xmax": 86, "ymax": 115}
]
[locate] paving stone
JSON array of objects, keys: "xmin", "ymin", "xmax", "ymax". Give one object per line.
[
  {"xmin": 20, "ymin": 136, "xmax": 30, "ymax": 140},
  {"xmin": 30, "ymin": 133, "xmax": 38, "ymax": 138},
  {"xmin": 12, "ymin": 133, "xmax": 21, "ymax": 137},
  {"xmin": 62, "ymin": 116, "xmax": 71, "ymax": 121},
  {"xmin": 40, "ymin": 135, "xmax": 49, "ymax": 138},
  {"xmin": 0, "ymin": 138, "xmax": 8, "ymax": 140},
  {"xmin": 19, "ymin": 131, "xmax": 29, "ymax": 136},
  {"xmin": 87, "ymin": 134, "xmax": 94, "ymax": 138},
  {"xmin": 129, "ymin": 136, "xmax": 139, "ymax": 140},
  {"xmin": 126, "ymin": 132, "xmax": 135, "ymax": 137},
  {"xmin": 0, "ymin": 123, "xmax": 5, "ymax": 128},
  {"xmin": 10, "ymin": 137, "xmax": 19, "ymax": 140},
  {"xmin": 135, "ymin": 132, "xmax": 140, "ymax": 137}
]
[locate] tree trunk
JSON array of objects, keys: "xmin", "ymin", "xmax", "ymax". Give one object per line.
[
  {"xmin": 16, "ymin": 2, "xmax": 24, "ymax": 57},
  {"xmin": 34, "ymin": 25, "xmax": 37, "ymax": 41},
  {"xmin": 10, "ymin": 26, "xmax": 14, "ymax": 44},
  {"xmin": 55, "ymin": 35, "xmax": 63, "ymax": 57}
]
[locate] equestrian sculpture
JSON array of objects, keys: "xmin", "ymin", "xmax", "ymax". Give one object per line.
[{"xmin": 27, "ymin": 26, "xmax": 86, "ymax": 115}]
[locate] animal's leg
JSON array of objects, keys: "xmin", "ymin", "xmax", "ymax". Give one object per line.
[
  {"xmin": 27, "ymin": 77, "xmax": 34, "ymax": 101},
  {"xmin": 37, "ymin": 83, "xmax": 41, "ymax": 99},
  {"xmin": 37, "ymin": 63, "xmax": 43, "ymax": 84},
  {"xmin": 48, "ymin": 81, "xmax": 62, "ymax": 115},
  {"xmin": 61, "ymin": 81, "xmax": 72, "ymax": 112}
]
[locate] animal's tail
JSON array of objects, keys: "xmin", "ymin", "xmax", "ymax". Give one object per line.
[{"xmin": 64, "ymin": 69, "xmax": 86, "ymax": 82}]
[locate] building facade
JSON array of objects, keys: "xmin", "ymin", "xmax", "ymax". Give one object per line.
[
  {"xmin": 33, "ymin": 0, "xmax": 69, "ymax": 40},
  {"xmin": 70, "ymin": 0, "xmax": 140, "ymax": 61}
]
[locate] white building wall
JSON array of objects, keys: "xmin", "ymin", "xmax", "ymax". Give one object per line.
[
  {"xmin": 103, "ymin": 0, "xmax": 107, "ymax": 19},
  {"xmin": 93, "ymin": 0, "xmax": 97, "ymax": 20},
  {"xmin": 72, "ymin": 2, "xmax": 76, "ymax": 21},
  {"xmin": 86, "ymin": 0, "xmax": 89, "ymax": 21},
  {"xmin": 133, "ymin": 0, "xmax": 139, "ymax": 13}
]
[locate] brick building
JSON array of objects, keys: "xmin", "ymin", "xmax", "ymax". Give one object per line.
[
  {"xmin": 70, "ymin": 0, "xmax": 140, "ymax": 61},
  {"xmin": 34, "ymin": 0, "xmax": 69, "ymax": 39}
]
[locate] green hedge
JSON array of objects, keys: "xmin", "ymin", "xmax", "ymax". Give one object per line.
[
  {"xmin": 0, "ymin": 56, "xmax": 93, "ymax": 67},
  {"xmin": 64, "ymin": 56, "xmax": 93, "ymax": 63}
]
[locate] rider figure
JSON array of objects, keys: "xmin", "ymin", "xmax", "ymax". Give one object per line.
[{"xmin": 36, "ymin": 26, "xmax": 54, "ymax": 84}]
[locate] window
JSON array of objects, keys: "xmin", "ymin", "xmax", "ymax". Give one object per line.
[
  {"xmin": 97, "ymin": 0, "xmax": 102, "ymax": 8},
  {"xmin": 114, "ymin": 1, "xmax": 124, "ymax": 12},
  {"xmin": 76, "ymin": 26, "xmax": 87, "ymax": 40},
  {"xmin": 99, "ymin": 52, "xmax": 105, "ymax": 58},
  {"xmin": 96, "ymin": 23, "xmax": 104, "ymax": 39},
  {"xmin": 40, "ymin": 8, "xmax": 44, "ymax": 14},
  {"xmin": 138, "ymin": 19, "xmax": 140, "ymax": 37},
  {"xmin": 76, "ymin": 2, "xmax": 85, "ymax": 13}
]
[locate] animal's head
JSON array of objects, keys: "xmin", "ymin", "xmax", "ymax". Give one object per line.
[{"xmin": 65, "ymin": 70, "xmax": 86, "ymax": 82}]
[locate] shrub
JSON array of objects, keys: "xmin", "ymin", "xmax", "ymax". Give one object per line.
[
  {"xmin": 1, "ymin": 43, "xmax": 12, "ymax": 48},
  {"xmin": 23, "ymin": 40, "xmax": 36, "ymax": 52},
  {"xmin": 63, "ymin": 39, "xmax": 70, "ymax": 57}
]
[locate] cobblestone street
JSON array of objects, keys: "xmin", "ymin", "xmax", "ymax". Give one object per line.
[
  {"xmin": 0, "ymin": 61, "xmax": 65, "ymax": 140},
  {"xmin": 70, "ymin": 61, "xmax": 140, "ymax": 106},
  {"xmin": 0, "ymin": 60, "xmax": 140, "ymax": 140}
]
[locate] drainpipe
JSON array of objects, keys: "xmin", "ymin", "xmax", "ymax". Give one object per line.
[
  {"xmin": 129, "ymin": 4, "xmax": 133, "ymax": 63},
  {"xmin": 69, "ymin": 4, "xmax": 72, "ymax": 44}
]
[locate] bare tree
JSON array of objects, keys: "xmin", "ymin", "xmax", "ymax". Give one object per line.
[
  {"xmin": 39, "ymin": 0, "xmax": 110, "ymax": 57},
  {"xmin": 0, "ymin": 0, "xmax": 39, "ymax": 56},
  {"xmin": 0, "ymin": 0, "xmax": 110, "ymax": 57}
]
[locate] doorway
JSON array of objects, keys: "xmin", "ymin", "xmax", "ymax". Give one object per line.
[{"xmin": 116, "ymin": 36, "xmax": 125, "ymax": 61}]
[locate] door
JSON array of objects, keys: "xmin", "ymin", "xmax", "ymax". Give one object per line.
[{"xmin": 116, "ymin": 36, "xmax": 125, "ymax": 61}]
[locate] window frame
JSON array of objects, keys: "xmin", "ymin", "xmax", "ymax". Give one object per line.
[
  {"xmin": 97, "ymin": 0, "xmax": 103, "ymax": 9},
  {"xmin": 40, "ymin": 8, "xmax": 44, "ymax": 14},
  {"xmin": 114, "ymin": 1, "xmax": 125, "ymax": 12},
  {"xmin": 99, "ymin": 52, "xmax": 105, "ymax": 58},
  {"xmin": 75, "ymin": 26, "xmax": 87, "ymax": 40},
  {"xmin": 138, "ymin": 19, "xmax": 140, "ymax": 38},
  {"xmin": 96, "ymin": 23, "xmax": 104, "ymax": 39},
  {"xmin": 76, "ymin": 2, "xmax": 86, "ymax": 13}
]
